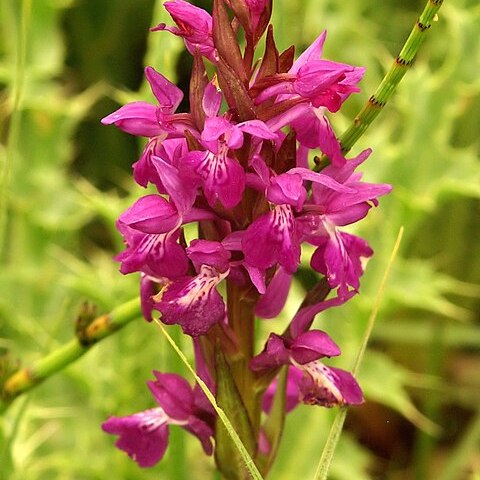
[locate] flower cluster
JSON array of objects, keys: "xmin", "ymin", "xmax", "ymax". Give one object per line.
[{"xmin": 101, "ymin": 0, "xmax": 391, "ymax": 473}]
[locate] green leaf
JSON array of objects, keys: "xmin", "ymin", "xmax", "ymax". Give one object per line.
[
  {"xmin": 359, "ymin": 351, "xmax": 439, "ymax": 434},
  {"xmin": 387, "ymin": 260, "xmax": 476, "ymax": 321}
]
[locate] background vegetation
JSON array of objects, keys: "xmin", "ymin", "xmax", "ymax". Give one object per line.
[{"xmin": 1, "ymin": 0, "xmax": 479, "ymax": 478}]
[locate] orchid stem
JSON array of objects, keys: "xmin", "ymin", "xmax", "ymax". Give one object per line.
[
  {"xmin": 315, "ymin": 0, "xmax": 444, "ymax": 169},
  {"xmin": 0, "ymin": 298, "xmax": 142, "ymax": 413}
]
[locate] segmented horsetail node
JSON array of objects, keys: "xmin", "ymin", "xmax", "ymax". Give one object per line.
[{"xmin": 315, "ymin": 0, "xmax": 445, "ymax": 162}]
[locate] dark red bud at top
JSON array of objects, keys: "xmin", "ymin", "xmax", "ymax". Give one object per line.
[{"xmin": 213, "ymin": 0, "xmax": 247, "ymax": 84}]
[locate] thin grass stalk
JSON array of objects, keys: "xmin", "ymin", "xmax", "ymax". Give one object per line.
[
  {"xmin": 154, "ymin": 319, "xmax": 264, "ymax": 480},
  {"xmin": 166, "ymin": 327, "xmax": 187, "ymax": 480},
  {"xmin": 438, "ymin": 408, "xmax": 480, "ymax": 480},
  {"xmin": 312, "ymin": 227, "xmax": 404, "ymax": 480}
]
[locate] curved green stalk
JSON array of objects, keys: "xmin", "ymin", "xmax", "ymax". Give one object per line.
[
  {"xmin": 438, "ymin": 408, "xmax": 480, "ymax": 480},
  {"xmin": 0, "ymin": 298, "xmax": 142, "ymax": 413}
]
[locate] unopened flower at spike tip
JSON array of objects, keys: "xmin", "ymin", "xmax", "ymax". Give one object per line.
[
  {"xmin": 151, "ymin": 0, "xmax": 216, "ymax": 63},
  {"xmin": 245, "ymin": 0, "xmax": 266, "ymax": 27}
]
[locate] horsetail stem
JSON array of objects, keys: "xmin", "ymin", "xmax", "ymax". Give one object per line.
[
  {"xmin": 315, "ymin": 0, "xmax": 444, "ymax": 169},
  {"xmin": 0, "ymin": 298, "xmax": 142, "ymax": 412}
]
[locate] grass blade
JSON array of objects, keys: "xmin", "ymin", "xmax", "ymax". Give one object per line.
[
  {"xmin": 154, "ymin": 319, "xmax": 264, "ymax": 480},
  {"xmin": 312, "ymin": 227, "xmax": 404, "ymax": 480}
]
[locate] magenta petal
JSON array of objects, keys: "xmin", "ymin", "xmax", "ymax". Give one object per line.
[
  {"xmin": 249, "ymin": 154, "xmax": 271, "ymax": 187},
  {"xmin": 250, "ymin": 334, "xmax": 290, "ymax": 371},
  {"xmin": 145, "ymin": 66, "xmax": 183, "ymax": 112},
  {"xmin": 262, "ymin": 367, "xmax": 303, "ymax": 414},
  {"xmin": 152, "ymin": 156, "xmax": 198, "ymax": 214},
  {"xmin": 243, "ymin": 263, "xmax": 266, "ymax": 294},
  {"xmin": 292, "ymin": 113, "xmax": 346, "ymax": 167},
  {"xmin": 184, "ymin": 418, "xmax": 214, "ymax": 455},
  {"xmin": 102, "ymin": 408, "xmax": 169, "ymax": 468},
  {"xmin": 311, "ymin": 231, "xmax": 373, "ymax": 293},
  {"xmin": 255, "ymin": 267, "xmax": 292, "ymax": 319},
  {"xmin": 160, "ymin": 0, "xmax": 215, "ymax": 62},
  {"xmin": 237, "ymin": 119, "xmax": 277, "ymax": 141},
  {"xmin": 327, "ymin": 366, "xmax": 364, "ymax": 405},
  {"xmin": 101, "ymin": 102, "xmax": 160, "ymax": 137},
  {"xmin": 242, "ymin": 205, "xmax": 300, "ymax": 274},
  {"xmin": 288, "ymin": 167, "xmax": 354, "ymax": 193},
  {"xmin": 193, "ymin": 338, "xmax": 216, "ymax": 393},
  {"xmin": 267, "ymin": 173, "xmax": 307, "ymax": 209},
  {"xmin": 140, "ymin": 274, "xmax": 156, "ymax": 322},
  {"xmin": 294, "ymin": 60, "xmax": 350, "ymax": 98},
  {"xmin": 328, "ymin": 203, "xmax": 372, "ymax": 227},
  {"xmin": 187, "ymin": 239, "xmax": 231, "ymax": 272},
  {"xmin": 258, "ymin": 429, "xmax": 271, "ymax": 456},
  {"xmin": 221, "ymin": 231, "xmax": 243, "ymax": 251},
  {"xmin": 118, "ymin": 194, "xmax": 179, "ymax": 234},
  {"xmin": 133, "ymin": 138, "xmax": 164, "ymax": 189},
  {"xmin": 132, "ymin": 137, "xmax": 187, "ymax": 190},
  {"xmin": 299, "ymin": 362, "xmax": 364, "ymax": 407},
  {"xmin": 215, "ymin": 156, "xmax": 246, "ymax": 208},
  {"xmin": 148, "ymin": 372, "xmax": 194, "ymax": 420},
  {"xmin": 290, "ymin": 330, "xmax": 341, "ymax": 364},
  {"xmin": 314, "ymin": 148, "xmax": 372, "ymax": 188},
  {"xmin": 290, "ymin": 31, "xmax": 327, "ymax": 74},
  {"xmin": 184, "ymin": 151, "xmax": 246, "ymax": 208},
  {"xmin": 115, "ymin": 228, "xmax": 189, "ymax": 279},
  {"xmin": 225, "ymin": 125, "xmax": 245, "ymax": 150},
  {"xmin": 290, "ymin": 291, "xmax": 355, "ymax": 337},
  {"xmin": 155, "ymin": 266, "xmax": 226, "ymax": 337},
  {"xmin": 327, "ymin": 182, "xmax": 393, "ymax": 215},
  {"xmin": 201, "ymin": 116, "xmax": 231, "ymax": 145},
  {"xmin": 203, "ymin": 81, "xmax": 222, "ymax": 118}
]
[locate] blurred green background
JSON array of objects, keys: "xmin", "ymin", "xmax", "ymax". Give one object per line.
[{"xmin": 0, "ymin": 0, "xmax": 479, "ymax": 478}]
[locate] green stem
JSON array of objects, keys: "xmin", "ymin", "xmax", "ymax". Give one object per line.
[
  {"xmin": 226, "ymin": 280, "xmax": 259, "ymax": 432},
  {"xmin": 315, "ymin": 0, "xmax": 444, "ymax": 169},
  {"xmin": 0, "ymin": 298, "xmax": 141, "ymax": 413}
]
